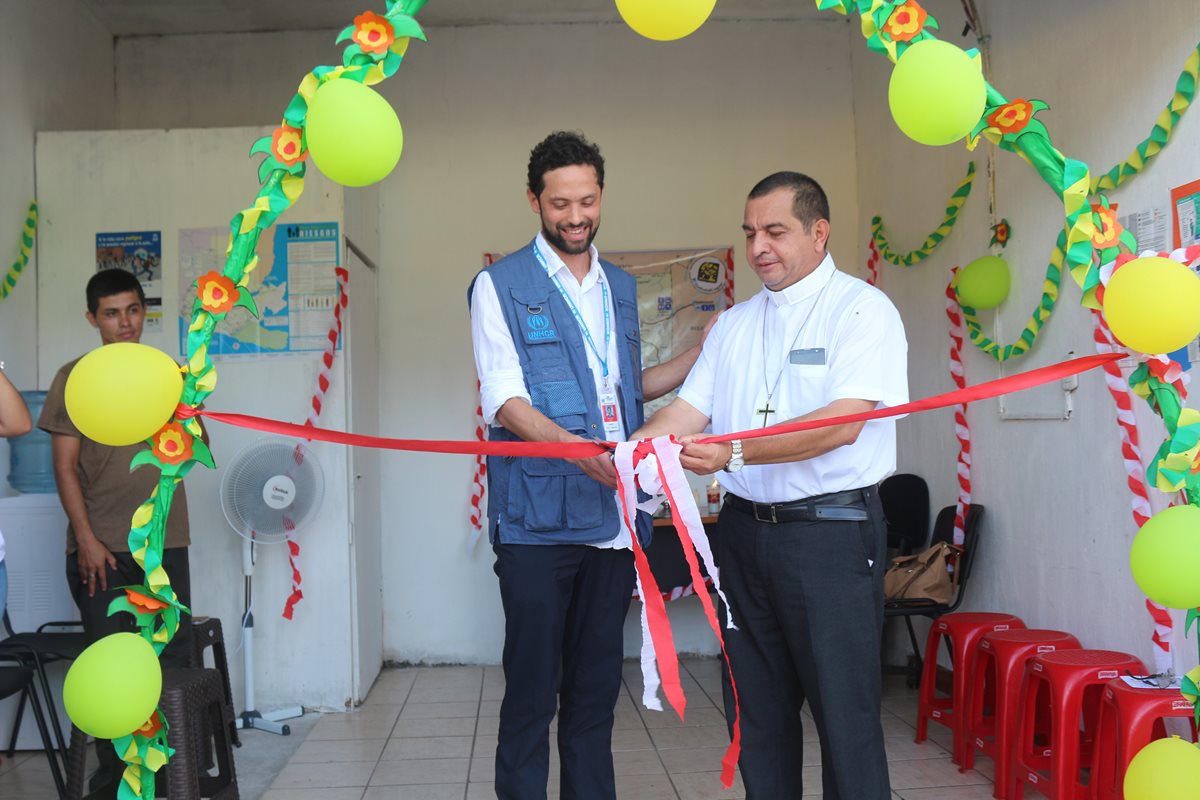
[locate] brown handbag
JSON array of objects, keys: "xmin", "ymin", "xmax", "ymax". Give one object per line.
[{"xmin": 883, "ymin": 541, "xmax": 962, "ymax": 605}]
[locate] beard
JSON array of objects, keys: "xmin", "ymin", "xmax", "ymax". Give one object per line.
[{"xmin": 541, "ymin": 217, "xmax": 599, "ymax": 256}]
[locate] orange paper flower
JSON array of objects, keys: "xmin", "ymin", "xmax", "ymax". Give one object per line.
[
  {"xmin": 353, "ymin": 11, "xmax": 395, "ymax": 54},
  {"xmin": 883, "ymin": 2, "xmax": 927, "ymax": 42},
  {"xmin": 271, "ymin": 124, "xmax": 305, "ymax": 166},
  {"xmin": 125, "ymin": 588, "xmax": 169, "ymax": 613},
  {"xmin": 136, "ymin": 713, "xmax": 163, "ymax": 739},
  {"xmin": 152, "ymin": 422, "xmax": 194, "ymax": 465},
  {"xmin": 198, "ymin": 271, "xmax": 238, "ymax": 314},
  {"xmin": 987, "ymin": 100, "xmax": 1035, "ymax": 135},
  {"xmin": 1091, "ymin": 204, "xmax": 1122, "ymax": 249}
]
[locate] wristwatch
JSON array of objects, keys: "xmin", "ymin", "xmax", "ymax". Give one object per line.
[{"xmin": 723, "ymin": 439, "xmax": 744, "ymax": 473}]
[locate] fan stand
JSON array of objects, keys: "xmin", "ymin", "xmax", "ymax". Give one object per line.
[{"xmin": 235, "ymin": 538, "xmax": 303, "ymax": 735}]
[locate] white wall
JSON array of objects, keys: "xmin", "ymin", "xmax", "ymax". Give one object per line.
[
  {"xmin": 0, "ymin": 1, "xmax": 114, "ymax": 495},
  {"xmin": 852, "ymin": 0, "xmax": 1200, "ymax": 670},
  {"xmin": 35, "ymin": 127, "xmax": 359, "ymax": 711},
  {"xmin": 113, "ymin": 18, "xmax": 863, "ymax": 663}
]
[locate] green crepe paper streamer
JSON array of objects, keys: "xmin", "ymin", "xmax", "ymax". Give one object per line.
[
  {"xmin": 0, "ymin": 202, "xmax": 37, "ymax": 301},
  {"xmin": 114, "ymin": 717, "xmax": 172, "ymax": 800},
  {"xmin": 1129, "ymin": 371, "xmax": 1200, "ymax": 501},
  {"xmin": 1183, "ymin": 670, "xmax": 1200, "ymax": 731},
  {"xmin": 1092, "ymin": 44, "xmax": 1199, "ymax": 192},
  {"xmin": 960, "ymin": 227, "xmax": 1065, "ymax": 362},
  {"xmin": 871, "ymin": 162, "xmax": 976, "ymax": 266},
  {"xmin": 109, "ymin": 4, "xmax": 428, "ymax": 797}
]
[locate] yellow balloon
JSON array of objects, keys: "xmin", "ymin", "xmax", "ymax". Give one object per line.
[
  {"xmin": 65, "ymin": 342, "xmax": 183, "ymax": 447},
  {"xmin": 306, "ymin": 79, "xmax": 404, "ymax": 188},
  {"xmin": 64, "ymin": 633, "xmax": 162, "ymax": 740},
  {"xmin": 888, "ymin": 39, "xmax": 987, "ymax": 146},
  {"xmin": 1124, "ymin": 737, "xmax": 1200, "ymax": 800},
  {"xmin": 615, "ymin": 0, "xmax": 716, "ymax": 41},
  {"xmin": 1103, "ymin": 256, "xmax": 1200, "ymax": 354}
]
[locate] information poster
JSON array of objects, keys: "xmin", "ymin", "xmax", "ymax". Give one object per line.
[
  {"xmin": 1170, "ymin": 178, "xmax": 1200, "ymax": 248},
  {"xmin": 483, "ymin": 245, "xmax": 734, "ymax": 414},
  {"xmin": 95, "ymin": 230, "xmax": 163, "ymax": 330},
  {"xmin": 177, "ymin": 222, "xmax": 340, "ymax": 358}
]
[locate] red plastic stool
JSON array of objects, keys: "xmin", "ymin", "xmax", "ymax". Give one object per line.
[
  {"xmin": 1088, "ymin": 678, "xmax": 1199, "ymax": 800},
  {"xmin": 1010, "ymin": 649, "xmax": 1146, "ymax": 800},
  {"xmin": 961, "ymin": 629, "xmax": 1082, "ymax": 798},
  {"xmin": 915, "ymin": 611, "xmax": 1026, "ymax": 764}
]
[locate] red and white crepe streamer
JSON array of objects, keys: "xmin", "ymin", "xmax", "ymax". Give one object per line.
[
  {"xmin": 282, "ymin": 265, "xmax": 350, "ymax": 620},
  {"xmin": 1090, "ymin": 307, "xmax": 1173, "ymax": 673},
  {"xmin": 468, "ymin": 381, "xmax": 488, "ymax": 550},
  {"xmin": 722, "ymin": 248, "xmax": 736, "ymax": 310},
  {"xmin": 945, "ymin": 269, "xmax": 970, "ymax": 546},
  {"xmin": 614, "ymin": 437, "xmax": 741, "ymax": 789},
  {"xmin": 867, "ymin": 238, "xmax": 882, "ymax": 288}
]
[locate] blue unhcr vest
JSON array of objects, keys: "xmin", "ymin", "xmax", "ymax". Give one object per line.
[{"xmin": 469, "ymin": 241, "xmax": 651, "ymax": 546}]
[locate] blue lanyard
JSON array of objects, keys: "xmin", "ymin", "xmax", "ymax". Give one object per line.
[{"xmin": 532, "ymin": 239, "xmax": 611, "ymax": 384}]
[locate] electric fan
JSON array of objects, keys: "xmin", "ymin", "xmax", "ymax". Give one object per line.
[{"xmin": 219, "ymin": 438, "xmax": 325, "ymax": 735}]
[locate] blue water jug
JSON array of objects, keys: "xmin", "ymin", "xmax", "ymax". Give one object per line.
[{"xmin": 8, "ymin": 390, "xmax": 56, "ymax": 493}]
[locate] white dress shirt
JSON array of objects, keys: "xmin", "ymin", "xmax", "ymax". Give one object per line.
[
  {"xmin": 470, "ymin": 232, "xmax": 630, "ymax": 548},
  {"xmin": 678, "ymin": 253, "xmax": 909, "ymax": 503}
]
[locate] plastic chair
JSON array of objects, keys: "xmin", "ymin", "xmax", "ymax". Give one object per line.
[
  {"xmin": 1088, "ymin": 678, "xmax": 1199, "ymax": 800},
  {"xmin": 0, "ymin": 649, "xmax": 64, "ymax": 798},
  {"xmin": 914, "ymin": 611, "xmax": 1026, "ymax": 765},
  {"xmin": 884, "ymin": 504, "xmax": 985, "ymax": 686},
  {"xmin": 1, "ymin": 609, "xmax": 87, "ymax": 758},
  {"xmin": 879, "ymin": 473, "xmax": 930, "ymax": 556},
  {"xmin": 962, "ymin": 628, "xmax": 1082, "ymax": 797},
  {"xmin": 1010, "ymin": 649, "xmax": 1146, "ymax": 800}
]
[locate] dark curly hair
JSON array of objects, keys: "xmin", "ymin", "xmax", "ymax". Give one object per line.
[
  {"xmin": 527, "ymin": 131, "xmax": 605, "ymax": 197},
  {"xmin": 748, "ymin": 171, "xmax": 830, "ymax": 232}
]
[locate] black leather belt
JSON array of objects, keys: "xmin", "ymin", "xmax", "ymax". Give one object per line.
[{"xmin": 724, "ymin": 487, "xmax": 873, "ymax": 524}]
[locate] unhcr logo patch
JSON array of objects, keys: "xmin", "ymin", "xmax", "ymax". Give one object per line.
[{"xmin": 525, "ymin": 312, "xmax": 557, "ymax": 342}]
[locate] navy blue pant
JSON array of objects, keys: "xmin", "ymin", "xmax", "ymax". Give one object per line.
[
  {"xmin": 493, "ymin": 542, "xmax": 634, "ymax": 800},
  {"xmin": 717, "ymin": 489, "xmax": 891, "ymax": 800}
]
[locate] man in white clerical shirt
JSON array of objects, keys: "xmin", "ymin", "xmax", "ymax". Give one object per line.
[{"xmin": 634, "ymin": 171, "xmax": 908, "ymax": 799}]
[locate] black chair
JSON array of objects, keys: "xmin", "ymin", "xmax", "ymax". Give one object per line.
[
  {"xmin": 883, "ymin": 503, "xmax": 986, "ymax": 686},
  {"xmin": 1, "ymin": 610, "xmax": 88, "ymax": 759},
  {"xmin": 0, "ymin": 648, "xmax": 65, "ymax": 798},
  {"xmin": 879, "ymin": 473, "xmax": 930, "ymax": 556}
]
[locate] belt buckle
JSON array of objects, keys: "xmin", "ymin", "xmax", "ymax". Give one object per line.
[{"xmin": 753, "ymin": 502, "xmax": 777, "ymax": 524}]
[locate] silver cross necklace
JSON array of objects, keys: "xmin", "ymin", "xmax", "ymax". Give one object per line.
[{"xmin": 758, "ymin": 280, "xmax": 828, "ymax": 427}]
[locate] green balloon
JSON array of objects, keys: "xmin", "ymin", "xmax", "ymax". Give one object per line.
[
  {"xmin": 64, "ymin": 633, "xmax": 162, "ymax": 739},
  {"xmin": 956, "ymin": 255, "xmax": 1011, "ymax": 310},
  {"xmin": 306, "ymin": 79, "xmax": 404, "ymax": 188},
  {"xmin": 1129, "ymin": 505, "xmax": 1200, "ymax": 610},
  {"xmin": 888, "ymin": 39, "xmax": 987, "ymax": 146}
]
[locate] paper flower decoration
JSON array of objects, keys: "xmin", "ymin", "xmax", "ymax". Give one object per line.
[
  {"xmin": 352, "ymin": 11, "xmax": 395, "ymax": 54},
  {"xmin": 990, "ymin": 219, "xmax": 1011, "ymax": 247},
  {"xmin": 270, "ymin": 124, "xmax": 305, "ymax": 166},
  {"xmin": 135, "ymin": 712, "xmax": 163, "ymax": 740},
  {"xmin": 883, "ymin": 2, "xmax": 928, "ymax": 42},
  {"xmin": 124, "ymin": 588, "xmax": 170, "ymax": 615},
  {"xmin": 1091, "ymin": 204, "xmax": 1123, "ymax": 250},
  {"xmin": 197, "ymin": 272, "xmax": 238, "ymax": 314},
  {"xmin": 988, "ymin": 99, "xmax": 1035, "ymax": 135},
  {"xmin": 152, "ymin": 423, "xmax": 194, "ymax": 466}
]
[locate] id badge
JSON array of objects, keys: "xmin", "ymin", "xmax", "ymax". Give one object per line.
[{"xmin": 599, "ymin": 387, "xmax": 622, "ymax": 436}]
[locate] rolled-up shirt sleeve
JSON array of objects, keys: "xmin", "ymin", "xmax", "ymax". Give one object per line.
[{"xmin": 470, "ymin": 271, "xmax": 531, "ymax": 425}]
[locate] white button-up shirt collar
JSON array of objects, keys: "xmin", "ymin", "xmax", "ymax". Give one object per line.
[{"xmin": 767, "ymin": 252, "xmax": 836, "ymax": 307}]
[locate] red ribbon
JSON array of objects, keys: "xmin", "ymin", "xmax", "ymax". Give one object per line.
[{"xmin": 187, "ymin": 352, "xmax": 1121, "ymax": 457}]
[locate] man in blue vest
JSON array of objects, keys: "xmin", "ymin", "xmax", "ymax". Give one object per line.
[{"xmin": 469, "ymin": 131, "xmax": 706, "ymax": 800}]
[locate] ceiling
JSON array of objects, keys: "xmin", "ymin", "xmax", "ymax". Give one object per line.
[{"xmin": 80, "ymin": 0, "xmax": 831, "ymax": 37}]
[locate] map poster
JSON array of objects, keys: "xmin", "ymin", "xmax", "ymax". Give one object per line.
[
  {"xmin": 177, "ymin": 221, "xmax": 341, "ymax": 358},
  {"xmin": 482, "ymin": 245, "xmax": 735, "ymax": 414},
  {"xmin": 95, "ymin": 230, "xmax": 163, "ymax": 331}
]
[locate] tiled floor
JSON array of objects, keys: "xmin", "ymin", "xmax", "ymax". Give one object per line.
[{"xmin": 0, "ymin": 658, "xmax": 1000, "ymax": 799}]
